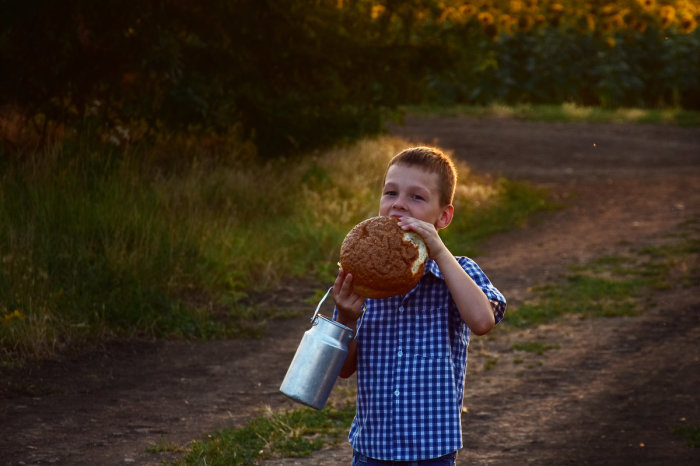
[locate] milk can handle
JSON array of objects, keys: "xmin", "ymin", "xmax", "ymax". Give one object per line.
[
  {"xmin": 311, "ymin": 286, "xmax": 334, "ymax": 324},
  {"xmin": 311, "ymin": 286, "xmax": 367, "ymax": 339}
]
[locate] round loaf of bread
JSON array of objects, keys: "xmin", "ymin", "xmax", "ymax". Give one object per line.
[{"xmin": 339, "ymin": 216, "xmax": 428, "ymax": 299}]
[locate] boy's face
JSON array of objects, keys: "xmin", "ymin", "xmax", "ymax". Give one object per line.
[{"xmin": 379, "ymin": 163, "xmax": 452, "ymax": 228}]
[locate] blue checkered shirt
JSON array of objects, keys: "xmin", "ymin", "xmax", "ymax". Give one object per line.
[{"xmin": 342, "ymin": 257, "xmax": 506, "ymax": 461}]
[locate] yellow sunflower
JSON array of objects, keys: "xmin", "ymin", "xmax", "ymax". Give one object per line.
[
  {"xmin": 478, "ymin": 11, "xmax": 495, "ymax": 26},
  {"xmin": 679, "ymin": 11, "xmax": 698, "ymax": 33},
  {"xmin": 438, "ymin": 6, "xmax": 457, "ymax": 23},
  {"xmin": 659, "ymin": 5, "xmax": 676, "ymax": 28},
  {"xmin": 517, "ymin": 14, "xmax": 535, "ymax": 32},
  {"xmin": 549, "ymin": 3, "xmax": 564, "ymax": 14},
  {"xmin": 675, "ymin": 1, "xmax": 696, "ymax": 15},
  {"xmin": 602, "ymin": 4, "xmax": 618, "ymax": 17},
  {"xmin": 635, "ymin": 18, "xmax": 649, "ymax": 33},
  {"xmin": 575, "ymin": 13, "xmax": 596, "ymax": 33},
  {"xmin": 459, "ymin": 4, "xmax": 477, "ymax": 20},
  {"xmin": 525, "ymin": 0, "xmax": 538, "ymax": 10},
  {"xmin": 499, "ymin": 13, "xmax": 517, "ymax": 34},
  {"xmin": 610, "ymin": 12, "xmax": 625, "ymax": 28},
  {"xmin": 636, "ymin": 0, "xmax": 656, "ymax": 12},
  {"xmin": 371, "ymin": 5, "xmax": 386, "ymax": 20}
]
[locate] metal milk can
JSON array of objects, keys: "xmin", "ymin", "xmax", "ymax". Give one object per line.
[{"xmin": 280, "ymin": 287, "xmax": 354, "ymax": 410}]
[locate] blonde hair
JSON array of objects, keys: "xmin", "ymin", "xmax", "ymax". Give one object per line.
[{"xmin": 385, "ymin": 146, "xmax": 457, "ymax": 207}]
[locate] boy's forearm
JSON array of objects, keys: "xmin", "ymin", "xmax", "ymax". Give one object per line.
[
  {"xmin": 332, "ymin": 270, "xmax": 364, "ymax": 377},
  {"xmin": 434, "ymin": 250, "xmax": 495, "ymax": 335},
  {"xmin": 337, "ymin": 316, "xmax": 358, "ymax": 378},
  {"xmin": 339, "ymin": 339, "xmax": 357, "ymax": 378}
]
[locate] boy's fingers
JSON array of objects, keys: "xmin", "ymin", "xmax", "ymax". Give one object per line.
[
  {"xmin": 341, "ymin": 274, "xmax": 358, "ymax": 299},
  {"xmin": 333, "ymin": 269, "xmax": 345, "ymax": 292},
  {"xmin": 353, "ymin": 295, "xmax": 366, "ymax": 309},
  {"xmin": 334, "ymin": 270, "xmax": 356, "ymax": 305}
]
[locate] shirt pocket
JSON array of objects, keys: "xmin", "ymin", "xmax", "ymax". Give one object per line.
[{"xmin": 407, "ymin": 306, "xmax": 450, "ymax": 359}]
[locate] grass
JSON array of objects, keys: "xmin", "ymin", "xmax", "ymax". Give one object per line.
[
  {"xmin": 0, "ymin": 133, "xmax": 554, "ymax": 363},
  {"xmin": 404, "ymin": 103, "xmax": 700, "ymax": 126},
  {"xmin": 673, "ymin": 423, "xmax": 700, "ymax": 448},
  {"xmin": 483, "ymin": 357, "xmax": 499, "ymax": 371},
  {"xmin": 443, "ymin": 177, "xmax": 559, "ymax": 256},
  {"xmin": 147, "ymin": 436, "xmax": 185, "ymax": 454},
  {"xmin": 512, "ymin": 342, "xmax": 560, "ymax": 355},
  {"xmin": 172, "ymin": 404, "xmax": 356, "ymax": 465},
  {"xmin": 505, "ymin": 220, "xmax": 699, "ymax": 328}
]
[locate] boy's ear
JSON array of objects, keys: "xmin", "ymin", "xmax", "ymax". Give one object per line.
[{"xmin": 436, "ymin": 204, "xmax": 454, "ymax": 230}]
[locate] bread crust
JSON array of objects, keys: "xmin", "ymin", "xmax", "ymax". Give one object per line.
[{"xmin": 339, "ymin": 216, "xmax": 427, "ymax": 299}]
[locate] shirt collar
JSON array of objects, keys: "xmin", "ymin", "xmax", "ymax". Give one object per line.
[{"xmin": 424, "ymin": 259, "xmax": 444, "ymax": 280}]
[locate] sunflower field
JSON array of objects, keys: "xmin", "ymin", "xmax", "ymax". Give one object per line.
[{"xmin": 350, "ymin": 0, "xmax": 700, "ymax": 109}]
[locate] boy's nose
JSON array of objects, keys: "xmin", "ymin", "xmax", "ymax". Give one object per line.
[{"xmin": 392, "ymin": 196, "xmax": 408, "ymax": 211}]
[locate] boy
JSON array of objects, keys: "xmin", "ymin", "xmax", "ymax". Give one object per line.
[{"xmin": 333, "ymin": 146, "xmax": 506, "ymax": 465}]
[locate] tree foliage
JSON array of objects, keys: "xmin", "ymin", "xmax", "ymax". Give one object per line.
[{"xmin": 0, "ymin": 0, "xmax": 446, "ymax": 155}]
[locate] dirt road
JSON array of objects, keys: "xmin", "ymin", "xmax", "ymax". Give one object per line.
[{"xmin": 1, "ymin": 116, "xmax": 698, "ymax": 465}]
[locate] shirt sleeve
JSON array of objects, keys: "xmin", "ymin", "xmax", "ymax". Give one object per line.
[{"xmin": 457, "ymin": 256, "xmax": 507, "ymax": 324}]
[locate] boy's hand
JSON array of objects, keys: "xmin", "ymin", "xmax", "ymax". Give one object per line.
[
  {"xmin": 333, "ymin": 268, "xmax": 365, "ymax": 326},
  {"xmin": 399, "ymin": 216, "xmax": 495, "ymax": 335},
  {"xmin": 397, "ymin": 216, "xmax": 449, "ymax": 262}
]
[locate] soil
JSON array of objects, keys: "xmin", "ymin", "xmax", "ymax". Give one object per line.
[{"xmin": 1, "ymin": 116, "xmax": 699, "ymax": 466}]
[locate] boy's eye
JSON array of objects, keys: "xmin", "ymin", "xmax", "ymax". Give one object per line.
[
  {"xmin": 384, "ymin": 190, "xmax": 397, "ymax": 196},
  {"xmin": 412, "ymin": 194, "xmax": 424, "ymax": 201}
]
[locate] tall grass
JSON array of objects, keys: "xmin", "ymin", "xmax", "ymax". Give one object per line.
[{"xmin": 0, "ymin": 134, "xmax": 552, "ymax": 362}]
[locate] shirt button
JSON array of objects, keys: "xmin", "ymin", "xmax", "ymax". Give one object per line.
[
  {"xmin": 398, "ymin": 306, "xmax": 404, "ymax": 312},
  {"xmin": 397, "ymin": 350, "xmax": 403, "ymax": 357},
  {"xmin": 394, "ymin": 390, "xmax": 400, "ymax": 396}
]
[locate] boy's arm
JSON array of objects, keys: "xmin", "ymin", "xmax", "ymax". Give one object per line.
[
  {"xmin": 398, "ymin": 217, "xmax": 495, "ymax": 335},
  {"xmin": 337, "ymin": 321, "xmax": 358, "ymax": 378},
  {"xmin": 432, "ymin": 250, "xmax": 495, "ymax": 334},
  {"xmin": 332, "ymin": 269, "xmax": 364, "ymax": 377}
]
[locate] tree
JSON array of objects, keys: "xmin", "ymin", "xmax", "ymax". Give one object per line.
[{"xmin": 0, "ymin": 0, "xmax": 449, "ymax": 156}]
